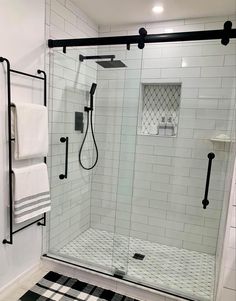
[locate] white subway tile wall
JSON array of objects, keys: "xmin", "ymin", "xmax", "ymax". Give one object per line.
[
  {"xmin": 46, "ymin": 0, "xmax": 98, "ymax": 250},
  {"xmin": 90, "ymin": 16, "xmax": 236, "ymax": 255},
  {"xmin": 217, "ymin": 162, "xmax": 236, "ymax": 301}
]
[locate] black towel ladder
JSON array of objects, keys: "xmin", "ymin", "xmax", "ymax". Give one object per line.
[{"xmin": 0, "ymin": 57, "xmax": 47, "ymax": 245}]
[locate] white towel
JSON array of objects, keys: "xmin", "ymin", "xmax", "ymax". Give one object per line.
[
  {"xmin": 12, "ymin": 103, "xmax": 48, "ymax": 160},
  {"xmin": 13, "ymin": 163, "xmax": 51, "ymax": 223}
]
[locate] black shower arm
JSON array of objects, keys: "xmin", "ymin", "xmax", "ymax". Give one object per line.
[{"xmin": 79, "ymin": 54, "xmax": 115, "ymax": 62}]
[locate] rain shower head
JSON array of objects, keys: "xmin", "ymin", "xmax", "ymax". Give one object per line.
[
  {"xmin": 96, "ymin": 60, "xmax": 127, "ymax": 68},
  {"xmin": 79, "ymin": 54, "xmax": 127, "ymax": 68}
]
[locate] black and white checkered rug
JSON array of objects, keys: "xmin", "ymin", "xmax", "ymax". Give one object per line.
[{"xmin": 18, "ymin": 271, "xmax": 140, "ymax": 301}]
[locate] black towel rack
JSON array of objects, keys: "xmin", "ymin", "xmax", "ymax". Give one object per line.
[{"xmin": 0, "ymin": 57, "xmax": 47, "ymax": 245}]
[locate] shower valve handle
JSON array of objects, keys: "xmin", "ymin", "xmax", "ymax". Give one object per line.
[{"xmin": 202, "ymin": 152, "xmax": 215, "ymax": 209}]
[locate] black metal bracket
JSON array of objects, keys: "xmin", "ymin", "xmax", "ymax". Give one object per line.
[
  {"xmin": 0, "ymin": 57, "xmax": 47, "ymax": 245},
  {"xmin": 202, "ymin": 152, "xmax": 215, "ymax": 209},
  {"xmin": 138, "ymin": 27, "xmax": 148, "ymax": 49},
  {"xmin": 221, "ymin": 21, "xmax": 233, "ymax": 46},
  {"xmin": 84, "ymin": 106, "xmax": 92, "ymax": 112},
  {"xmin": 48, "ymin": 21, "xmax": 236, "ymax": 50},
  {"xmin": 59, "ymin": 137, "xmax": 69, "ymax": 180}
]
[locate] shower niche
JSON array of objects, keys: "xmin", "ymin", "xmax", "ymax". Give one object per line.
[{"xmin": 139, "ymin": 83, "xmax": 181, "ymax": 137}]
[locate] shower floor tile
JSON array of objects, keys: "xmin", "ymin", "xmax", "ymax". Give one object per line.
[{"xmin": 58, "ymin": 228, "xmax": 215, "ymax": 301}]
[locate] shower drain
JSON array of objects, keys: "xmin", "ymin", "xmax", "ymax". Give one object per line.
[{"xmin": 133, "ymin": 253, "xmax": 145, "ymax": 260}]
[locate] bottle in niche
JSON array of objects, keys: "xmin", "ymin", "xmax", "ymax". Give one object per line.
[
  {"xmin": 156, "ymin": 121, "xmax": 159, "ymax": 135},
  {"xmin": 158, "ymin": 115, "xmax": 166, "ymax": 136},
  {"xmin": 166, "ymin": 115, "xmax": 175, "ymax": 136}
]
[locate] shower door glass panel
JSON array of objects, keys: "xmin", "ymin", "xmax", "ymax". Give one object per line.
[
  {"xmin": 89, "ymin": 44, "xmax": 143, "ymax": 276},
  {"xmin": 119, "ymin": 39, "xmax": 235, "ymax": 301},
  {"xmin": 48, "ymin": 47, "xmax": 116, "ymax": 272},
  {"xmin": 107, "ymin": 45, "xmax": 143, "ymax": 275}
]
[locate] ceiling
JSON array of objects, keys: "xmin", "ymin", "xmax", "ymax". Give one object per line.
[{"xmin": 74, "ymin": 0, "xmax": 236, "ymax": 26}]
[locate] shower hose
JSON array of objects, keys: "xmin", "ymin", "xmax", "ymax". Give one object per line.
[{"xmin": 78, "ymin": 110, "xmax": 98, "ymax": 170}]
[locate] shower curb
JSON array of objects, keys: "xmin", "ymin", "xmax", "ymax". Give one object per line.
[{"xmin": 42, "ymin": 254, "xmax": 196, "ymax": 301}]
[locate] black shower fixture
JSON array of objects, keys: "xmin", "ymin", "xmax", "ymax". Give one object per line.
[
  {"xmin": 96, "ymin": 60, "xmax": 126, "ymax": 68},
  {"xmin": 90, "ymin": 82, "xmax": 97, "ymax": 97},
  {"xmin": 79, "ymin": 54, "xmax": 115, "ymax": 61},
  {"xmin": 79, "ymin": 82, "xmax": 98, "ymax": 170},
  {"xmin": 79, "ymin": 54, "xmax": 127, "ymax": 68},
  {"xmin": 84, "ymin": 82, "xmax": 97, "ymax": 112}
]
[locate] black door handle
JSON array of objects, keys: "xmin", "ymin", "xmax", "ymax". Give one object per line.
[
  {"xmin": 202, "ymin": 152, "xmax": 215, "ymax": 209},
  {"xmin": 59, "ymin": 137, "xmax": 69, "ymax": 180}
]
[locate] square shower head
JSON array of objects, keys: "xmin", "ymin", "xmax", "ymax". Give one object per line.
[{"xmin": 96, "ymin": 60, "xmax": 127, "ymax": 68}]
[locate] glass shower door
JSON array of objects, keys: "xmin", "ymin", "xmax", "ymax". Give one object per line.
[
  {"xmin": 48, "ymin": 45, "xmax": 136, "ymax": 274},
  {"xmin": 48, "ymin": 47, "xmax": 109, "ymax": 270},
  {"xmin": 114, "ymin": 39, "xmax": 236, "ymax": 301},
  {"xmin": 109, "ymin": 45, "xmax": 143, "ymax": 276},
  {"xmin": 90, "ymin": 45, "xmax": 129, "ymax": 273}
]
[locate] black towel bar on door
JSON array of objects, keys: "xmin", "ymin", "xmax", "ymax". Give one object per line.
[
  {"xmin": 0, "ymin": 56, "xmax": 47, "ymax": 245},
  {"xmin": 202, "ymin": 152, "xmax": 215, "ymax": 209},
  {"xmin": 59, "ymin": 137, "xmax": 69, "ymax": 180}
]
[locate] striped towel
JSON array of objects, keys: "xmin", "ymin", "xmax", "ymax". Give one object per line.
[{"xmin": 13, "ymin": 163, "xmax": 51, "ymax": 223}]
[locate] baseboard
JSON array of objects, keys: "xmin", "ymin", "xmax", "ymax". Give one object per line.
[{"xmin": 0, "ymin": 261, "xmax": 41, "ymax": 295}]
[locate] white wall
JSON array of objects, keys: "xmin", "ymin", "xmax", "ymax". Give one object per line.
[
  {"xmin": 91, "ymin": 15, "xmax": 236, "ymax": 254},
  {"xmin": 0, "ymin": 0, "xmax": 45, "ymax": 290}
]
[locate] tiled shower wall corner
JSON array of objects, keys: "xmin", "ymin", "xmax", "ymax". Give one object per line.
[
  {"xmin": 46, "ymin": 0, "xmax": 98, "ymax": 250},
  {"xmin": 90, "ymin": 16, "xmax": 236, "ymax": 254},
  {"xmin": 217, "ymin": 159, "xmax": 236, "ymax": 301}
]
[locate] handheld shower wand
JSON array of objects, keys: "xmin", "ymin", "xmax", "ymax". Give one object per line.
[
  {"xmin": 79, "ymin": 83, "xmax": 98, "ymax": 170},
  {"xmin": 86, "ymin": 83, "xmax": 97, "ymax": 111}
]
